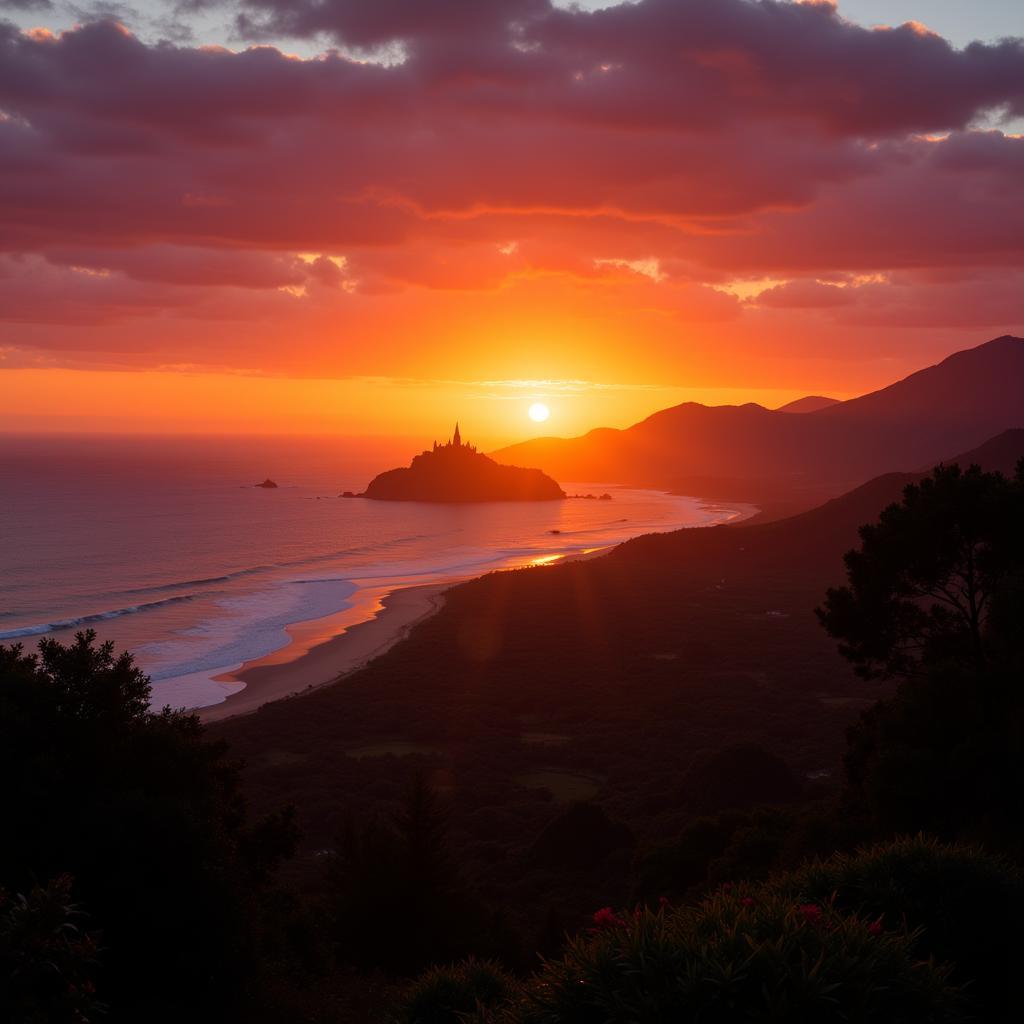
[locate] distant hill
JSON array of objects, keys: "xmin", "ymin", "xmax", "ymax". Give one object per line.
[
  {"xmin": 363, "ymin": 434, "xmax": 565, "ymax": 502},
  {"xmin": 924, "ymin": 428, "xmax": 1024, "ymax": 476},
  {"xmin": 732, "ymin": 428, "xmax": 1024, "ymax": 557},
  {"xmin": 611, "ymin": 427, "xmax": 1024, "ymax": 589},
  {"xmin": 495, "ymin": 336, "xmax": 1024, "ymax": 514},
  {"xmin": 777, "ymin": 395, "xmax": 841, "ymax": 414}
]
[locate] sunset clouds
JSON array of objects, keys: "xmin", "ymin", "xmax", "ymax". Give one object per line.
[{"xmin": 1, "ymin": 1, "xmax": 1022, "ymax": 436}]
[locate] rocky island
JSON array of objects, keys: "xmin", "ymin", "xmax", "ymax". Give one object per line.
[{"xmin": 362, "ymin": 423, "xmax": 565, "ymax": 502}]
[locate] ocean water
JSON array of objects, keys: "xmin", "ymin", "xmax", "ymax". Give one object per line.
[{"xmin": 0, "ymin": 435, "xmax": 752, "ymax": 710}]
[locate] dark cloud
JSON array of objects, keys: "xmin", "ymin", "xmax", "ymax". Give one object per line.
[
  {"xmin": 226, "ymin": 0, "xmax": 1024, "ymax": 135},
  {"xmin": 0, "ymin": 1, "xmax": 53, "ymax": 11},
  {"xmin": 0, "ymin": 3, "xmax": 1021, "ymax": 358},
  {"xmin": 233, "ymin": 0, "xmax": 549, "ymax": 49}
]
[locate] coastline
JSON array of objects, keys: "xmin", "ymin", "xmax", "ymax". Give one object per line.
[
  {"xmin": 197, "ymin": 545, "xmax": 615, "ymax": 724},
  {"xmin": 194, "ymin": 496, "xmax": 760, "ymax": 724},
  {"xmin": 198, "ymin": 581, "xmax": 451, "ymax": 723}
]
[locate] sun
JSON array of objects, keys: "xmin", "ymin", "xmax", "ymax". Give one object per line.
[{"xmin": 528, "ymin": 401, "xmax": 550, "ymax": 423}]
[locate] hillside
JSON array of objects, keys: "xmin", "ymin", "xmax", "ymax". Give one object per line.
[
  {"xmin": 495, "ymin": 336, "xmax": 1024, "ymax": 514},
  {"xmin": 213, "ymin": 431, "xmax": 1024, "ymax": 949}
]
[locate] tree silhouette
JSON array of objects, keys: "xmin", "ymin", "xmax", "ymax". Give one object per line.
[
  {"xmin": 817, "ymin": 462, "xmax": 1023, "ymax": 680},
  {"xmin": 0, "ymin": 631, "xmax": 297, "ymax": 1022},
  {"xmin": 817, "ymin": 463, "xmax": 1024, "ymax": 845},
  {"xmin": 394, "ymin": 773, "xmax": 456, "ymax": 898}
]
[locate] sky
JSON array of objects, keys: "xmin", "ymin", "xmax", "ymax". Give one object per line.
[{"xmin": 1, "ymin": 0, "xmax": 1022, "ymax": 445}]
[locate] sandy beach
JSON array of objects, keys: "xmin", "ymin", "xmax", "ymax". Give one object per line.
[
  {"xmin": 199, "ymin": 581, "xmax": 451, "ymax": 723},
  {"xmin": 197, "ymin": 546, "xmax": 615, "ymax": 723},
  {"xmin": 194, "ymin": 510, "xmax": 756, "ymax": 724}
]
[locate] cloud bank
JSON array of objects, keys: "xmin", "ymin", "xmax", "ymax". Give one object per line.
[{"xmin": 0, "ymin": 0, "xmax": 1022, "ymax": 390}]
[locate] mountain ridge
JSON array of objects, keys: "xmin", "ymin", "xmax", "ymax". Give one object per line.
[
  {"xmin": 777, "ymin": 396, "xmax": 841, "ymax": 414},
  {"xmin": 494, "ymin": 336, "xmax": 1024, "ymax": 516}
]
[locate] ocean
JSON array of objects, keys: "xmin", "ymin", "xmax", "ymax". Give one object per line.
[{"xmin": 0, "ymin": 434, "xmax": 752, "ymax": 710}]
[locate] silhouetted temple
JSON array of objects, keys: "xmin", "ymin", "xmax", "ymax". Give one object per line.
[
  {"xmin": 432, "ymin": 422, "xmax": 477, "ymax": 453},
  {"xmin": 364, "ymin": 421, "xmax": 563, "ymax": 501}
]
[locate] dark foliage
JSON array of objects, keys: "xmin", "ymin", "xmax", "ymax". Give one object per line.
[
  {"xmin": 632, "ymin": 801, "xmax": 858, "ymax": 904},
  {"xmin": 819, "ymin": 463, "xmax": 1024, "ymax": 848},
  {"xmin": 404, "ymin": 837, "xmax": 1020, "ymax": 1023},
  {"xmin": 842, "ymin": 664, "xmax": 1023, "ymax": 847},
  {"xmin": 775, "ymin": 836, "xmax": 1023, "ymax": 1022},
  {"xmin": 393, "ymin": 958, "xmax": 517, "ymax": 1024},
  {"xmin": 0, "ymin": 632, "xmax": 297, "ymax": 1022},
  {"xmin": 818, "ymin": 462, "xmax": 1024, "ymax": 680},
  {"xmin": 403, "ymin": 839, "xmax": 985, "ymax": 1023},
  {"xmin": 325, "ymin": 776, "xmax": 519, "ymax": 975},
  {"xmin": 501, "ymin": 895, "xmax": 960, "ymax": 1023},
  {"xmin": 0, "ymin": 875, "xmax": 102, "ymax": 1024}
]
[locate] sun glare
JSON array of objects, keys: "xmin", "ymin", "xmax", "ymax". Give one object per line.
[{"xmin": 528, "ymin": 402, "xmax": 551, "ymax": 422}]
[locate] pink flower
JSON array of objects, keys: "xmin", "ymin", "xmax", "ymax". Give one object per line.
[
  {"xmin": 868, "ymin": 919, "xmax": 883, "ymax": 936},
  {"xmin": 592, "ymin": 907, "xmax": 624, "ymax": 929},
  {"xmin": 658, "ymin": 896, "xmax": 670, "ymax": 907},
  {"xmin": 798, "ymin": 903, "xmax": 823, "ymax": 923},
  {"xmin": 740, "ymin": 896, "xmax": 756, "ymax": 908}
]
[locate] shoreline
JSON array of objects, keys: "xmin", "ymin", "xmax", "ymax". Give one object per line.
[
  {"xmin": 198, "ymin": 581, "xmax": 452, "ymax": 723},
  {"xmin": 198, "ymin": 546, "xmax": 611, "ymax": 724},
  {"xmin": 196, "ymin": 497, "xmax": 760, "ymax": 724}
]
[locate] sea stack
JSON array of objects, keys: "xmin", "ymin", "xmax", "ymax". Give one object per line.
[{"xmin": 363, "ymin": 423, "xmax": 565, "ymax": 502}]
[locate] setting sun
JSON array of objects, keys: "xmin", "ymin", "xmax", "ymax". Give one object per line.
[{"xmin": 528, "ymin": 402, "xmax": 551, "ymax": 423}]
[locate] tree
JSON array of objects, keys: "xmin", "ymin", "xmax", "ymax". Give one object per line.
[
  {"xmin": 0, "ymin": 631, "xmax": 297, "ymax": 1022},
  {"xmin": 816, "ymin": 463, "xmax": 1024, "ymax": 846},
  {"xmin": 817, "ymin": 463, "xmax": 1023, "ymax": 681}
]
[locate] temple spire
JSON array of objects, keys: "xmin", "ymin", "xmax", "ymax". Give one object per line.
[{"xmin": 453, "ymin": 421, "xmax": 461, "ymax": 447}]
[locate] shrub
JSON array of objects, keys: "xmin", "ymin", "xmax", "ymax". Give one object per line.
[
  {"xmin": 772, "ymin": 835, "xmax": 1023, "ymax": 1021},
  {"xmin": 0, "ymin": 875, "xmax": 102, "ymax": 1024},
  {"xmin": 495, "ymin": 892, "xmax": 961, "ymax": 1023},
  {"xmin": 396, "ymin": 958, "xmax": 518, "ymax": 1024}
]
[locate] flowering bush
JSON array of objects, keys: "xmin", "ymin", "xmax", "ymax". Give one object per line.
[
  {"xmin": 396, "ymin": 839, "xmax": 1016, "ymax": 1023},
  {"xmin": 772, "ymin": 835, "xmax": 1022, "ymax": 1020},
  {"xmin": 492, "ymin": 890, "xmax": 960, "ymax": 1023}
]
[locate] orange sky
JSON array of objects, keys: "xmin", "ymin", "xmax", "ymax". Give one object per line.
[
  {"xmin": 0, "ymin": 366, "xmax": 843, "ymax": 448},
  {"xmin": 1, "ymin": 3, "xmax": 1022, "ymax": 446}
]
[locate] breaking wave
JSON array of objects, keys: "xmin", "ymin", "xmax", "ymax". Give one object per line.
[{"xmin": 0, "ymin": 593, "xmax": 198, "ymax": 641}]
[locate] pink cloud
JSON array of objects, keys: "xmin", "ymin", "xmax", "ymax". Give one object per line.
[{"xmin": 0, "ymin": 4, "xmax": 1021, "ymax": 373}]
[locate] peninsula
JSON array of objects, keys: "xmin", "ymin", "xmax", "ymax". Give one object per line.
[{"xmin": 362, "ymin": 423, "xmax": 565, "ymax": 502}]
